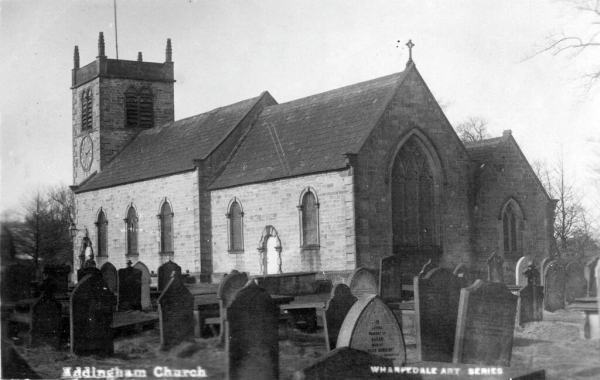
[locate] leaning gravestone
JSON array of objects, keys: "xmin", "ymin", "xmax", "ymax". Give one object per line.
[
  {"xmin": 117, "ymin": 261, "xmax": 142, "ymax": 311},
  {"xmin": 30, "ymin": 288, "xmax": 62, "ymax": 348},
  {"xmin": 336, "ymin": 294, "xmax": 406, "ymax": 366},
  {"xmin": 133, "ymin": 261, "xmax": 152, "ymax": 310},
  {"xmin": 516, "ymin": 283, "xmax": 544, "ymax": 326},
  {"xmin": 515, "ymin": 256, "xmax": 530, "ymax": 286},
  {"xmin": 158, "ymin": 260, "xmax": 182, "ymax": 291},
  {"xmin": 225, "ymin": 281, "xmax": 279, "ymax": 380},
  {"xmin": 453, "ymin": 280, "xmax": 517, "ymax": 366},
  {"xmin": 70, "ymin": 272, "xmax": 115, "ymax": 356},
  {"xmin": 486, "ymin": 252, "xmax": 504, "ymax": 283},
  {"xmin": 379, "ymin": 255, "xmax": 402, "ymax": 304},
  {"xmin": 544, "ymin": 261, "xmax": 566, "ymax": 312},
  {"xmin": 564, "ymin": 261, "xmax": 586, "ymax": 303},
  {"xmin": 157, "ymin": 275, "xmax": 195, "ymax": 349},
  {"xmin": 218, "ymin": 271, "xmax": 248, "ymax": 341},
  {"xmin": 414, "ymin": 268, "xmax": 463, "ymax": 362},
  {"xmin": 323, "ymin": 283, "xmax": 357, "ymax": 351},
  {"xmin": 584, "ymin": 256, "xmax": 599, "ymax": 297},
  {"xmin": 346, "ymin": 267, "xmax": 378, "ymax": 298},
  {"xmin": 100, "ymin": 262, "xmax": 118, "ymax": 293}
]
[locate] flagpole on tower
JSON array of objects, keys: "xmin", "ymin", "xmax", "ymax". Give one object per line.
[{"xmin": 114, "ymin": 0, "xmax": 119, "ymax": 59}]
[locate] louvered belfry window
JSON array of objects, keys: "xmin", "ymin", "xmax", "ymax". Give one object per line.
[
  {"xmin": 125, "ymin": 86, "xmax": 153, "ymax": 128},
  {"xmin": 81, "ymin": 88, "xmax": 93, "ymax": 130}
]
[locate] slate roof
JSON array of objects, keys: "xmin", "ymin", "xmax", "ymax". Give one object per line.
[
  {"xmin": 76, "ymin": 94, "xmax": 264, "ymax": 193},
  {"xmin": 208, "ymin": 71, "xmax": 407, "ymax": 189}
]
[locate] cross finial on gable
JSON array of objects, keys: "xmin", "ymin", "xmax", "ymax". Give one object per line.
[{"xmin": 406, "ymin": 39, "xmax": 415, "ymax": 67}]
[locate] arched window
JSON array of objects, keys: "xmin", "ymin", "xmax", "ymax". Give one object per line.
[
  {"xmin": 227, "ymin": 199, "xmax": 244, "ymax": 252},
  {"xmin": 125, "ymin": 86, "xmax": 153, "ymax": 128},
  {"xmin": 81, "ymin": 88, "xmax": 93, "ymax": 131},
  {"xmin": 298, "ymin": 188, "xmax": 320, "ymax": 248},
  {"xmin": 501, "ymin": 200, "xmax": 523, "ymax": 257},
  {"xmin": 96, "ymin": 209, "xmax": 108, "ymax": 257},
  {"xmin": 159, "ymin": 201, "xmax": 174, "ymax": 254},
  {"xmin": 125, "ymin": 206, "xmax": 138, "ymax": 256}
]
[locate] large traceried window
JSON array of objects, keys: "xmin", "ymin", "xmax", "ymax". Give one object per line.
[
  {"xmin": 502, "ymin": 200, "xmax": 523, "ymax": 257},
  {"xmin": 125, "ymin": 205, "xmax": 138, "ymax": 256},
  {"xmin": 298, "ymin": 188, "xmax": 320, "ymax": 248},
  {"xmin": 227, "ymin": 198, "xmax": 244, "ymax": 253},
  {"xmin": 125, "ymin": 86, "xmax": 153, "ymax": 128},
  {"xmin": 96, "ymin": 209, "xmax": 108, "ymax": 257},
  {"xmin": 159, "ymin": 201, "xmax": 174, "ymax": 254}
]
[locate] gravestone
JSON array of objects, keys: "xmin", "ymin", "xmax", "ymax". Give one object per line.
[
  {"xmin": 70, "ymin": 272, "xmax": 115, "ymax": 356},
  {"xmin": 100, "ymin": 262, "xmax": 118, "ymax": 293},
  {"xmin": 584, "ymin": 256, "xmax": 599, "ymax": 297},
  {"xmin": 516, "ymin": 283, "xmax": 544, "ymax": 326},
  {"xmin": 157, "ymin": 275, "xmax": 195, "ymax": 349},
  {"xmin": 158, "ymin": 260, "xmax": 182, "ymax": 291},
  {"xmin": 217, "ymin": 271, "xmax": 249, "ymax": 341},
  {"xmin": 30, "ymin": 288, "xmax": 62, "ymax": 348},
  {"xmin": 77, "ymin": 267, "xmax": 101, "ymax": 282},
  {"xmin": 336, "ymin": 294, "xmax": 406, "ymax": 365},
  {"xmin": 379, "ymin": 255, "xmax": 402, "ymax": 303},
  {"xmin": 453, "ymin": 263, "xmax": 473, "ymax": 288},
  {"xmin": 564, "ymin": 261, "xmax": 586, "ymax": 303},
  {"xmin": 453, "ymin": 280, "xmax": 517, "ymax": 366},
  {"xmin": 117, "ymin": 261, "xmax": 142, "ymax": 311},
  {"xmin": 486, "ymin": 252, "xmax": 504, "ymax": 283},
  {"xmin": 346, "ymin": 267, "xmax": 378, "ymax": 298},
  {"xmin": 133, "ymin": 261, "xmax": 151, "ymax": 310},
  {"xmin": 515, "ymin": 256, "xmax": 530, "ymax": 286},
  {"xmin": 42, "ymin": 264, "xmax": 70, "ymax": 296},
  {"xmin": 544, "ymin": 261, "xmax": 566, "ymax": 312},
  {"xmin": 294, "ymin": 347, "xmax": 393, "ymax": 380},
  {"xmin": 414, "ymin": 268, "xmax": 463, "ymax": 362},
  {"xmin": 225, "ymin": 281, "xmax": 279, "ymax": 380},
  {"xmin": 539, "ymin": 257, "xmax": 551, "ymax": 286},
  {"xmin": 418, "ymin": 259, "xmax": 438, "ymax": 278},
  {"xmin": 323, "ymin": 283, "xmax": 357, "ymax": 351}
]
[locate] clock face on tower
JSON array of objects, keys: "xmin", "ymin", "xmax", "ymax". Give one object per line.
[{"xmin": 80, "ymin": 135, "xmax": 93, "ymax": 171}]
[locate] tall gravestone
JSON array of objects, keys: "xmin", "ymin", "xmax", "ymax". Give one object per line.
[
  {"xmin": 539, "ymin": 257, "xmax": 551, "ymax": 286},
  {"xmin": 486, "ymin": 252, "xmax": 504, "ymax": 283},
  {"xmin": 414, "ymin": 268, "xmax": 463, "ymax": 362},
  {"xmin": 117, "ymin": 261, "xmax": 142, "ymax": 311},
  {"xmin": 100, "ymin": 262, "xmax": 118, "ymax": 294},
  {"xmin": 218, "ymin": 271, "xmax": 249, "ymax": 342},
  {"xmin": 323, "ymin": 283, "xmax": 357, "ymax": 351},
  {"xmin": 517, "ymin": 283, "xmax": 544, "ymax": 326},
  {"xmin": 379, "ymin": 256, "xmax": 402, "ymax": 304},
  {"xmin": 585, "ymin": 257, "xmax": 599, "ymax": 297},
  {"xmin": 30, "ymin": 288, "xmax": 62, "ymax": 348},
  {"xmin": 346, "ymin": 267, "xmax": 378, "ymax": 299},
  {"xmin": 564, "ymin": 261, "xmax": 586, "ymax": 303},
  {"xmin": 225, "ymin": 281, "xmax": 278, "ymax": 380},
  {"xmin": 158, "ymin": 260, "xmax": 182, "ymax": 291},
  {"xmin": 453, "ymin": 280, "xmax": 517, "ymax": 366},
  {"xmin": 515, "ymin": 256, "xmax": 530, "ymax": 286},
  {"xmin": 157, "ymin": 275, "xmax": 195, "ymax": 349},
  {"xmin": 70, "ymin": 272, "xmax": 115, "ymax": 356},
  {"xmin": 336, "ymin": 294, "xmax": 406, "ymax": 366},
  {"xmin": 544, "ymin": 261, "xmax": 566, "ymax": 312},
  {"xmin": 133, "ymin": 261, "xmax": 151, "ymax": 310}
]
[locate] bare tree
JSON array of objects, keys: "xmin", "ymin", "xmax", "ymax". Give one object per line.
[{"xmin": 455, "ymin": 117, "xmax": 491, "ymax": 143}]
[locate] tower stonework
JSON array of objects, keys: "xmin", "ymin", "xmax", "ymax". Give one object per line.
[{"xmin": 72, "ymin": 33, "xmax": 175, "ymax": 186}]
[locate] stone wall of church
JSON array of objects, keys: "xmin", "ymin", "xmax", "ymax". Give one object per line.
[
  {"xmin": 74, "ymin": 170, "xmax": 200, "ymax": 275},
  {"xmin": 210, "ymin": 169, "xmax": 354, "ymax": 275}
]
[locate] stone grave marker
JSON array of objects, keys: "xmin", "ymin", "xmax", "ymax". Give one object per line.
[
  {"xmin": 379, "ymin": 255, "xmax": 402, "ymax": 303},
  {"xmin": 414, "ymin": 267, "xmax": 463, "ymax": 362},
  {"xmin": 158, "ymin": 260, "xmax": 182, "ymax": 291},
  {"xmin": 584, "ymin": 256, "xmax": 599, "ymax": 297},
  {"xmin": 453, "ymin": 280, "xmax": 517, "ymax": 366},
  {"xmin": 77, "ymin": 267, "xmax": 101, "ymax": 282},
  {"xmin": 30, "ymin": 287, "xmax": 62, "ymax": 348},
  {"xmin": 544, "ymin": 261, "xmax": 566, "ymax": 312},
  {"xmin": 217, "ymin": 271, "xmax": 248, "ymax": 341},
  {"xmin": 323, "ymin": 283, "xmax": 357, "ymax": 351},
  {"xmin": 99, "ymin": 262, "xmax": 117, "ymax": 293},
  {"xmin": 225, "ymin": 280, "xmax": 279, "ymax": 380},
  {"xmin": 70, "ymin": 272, "xmax": 115, "ymax": 356},
  {"xmin": 539, "ymin": 257, "xmax": 551, "ymax": 286},
  {"xmin": 157, "ymin": 274, "xmax": 195, "ymax": 349},
  {"xmin": 346, "ymin": 267, "xmax": 378, "ymax": 298},
  {"xmin": 564, "ymin": 261, "xmax": 586, "ymax": 303},
  {"xmin": 486, "ymin": 252, "xmax": 504, "ymax": 283},
  {"xmin": 133, "ymin": 261, "xmax": 151, "ymax": 310},
  {"xmin": 117, "ymin": 261, "xmax": 142, "ymax": 311},
  {"xmin": 515, "ymin": 256, "xmax": 530, "ymax": 286},
  {"xmin": 516, "ymin": 283, "xmax": 544, "ymax": 326},
  {"xmin": 336, "ymin": 294, "xmax": 406, "ymax": 366},
  {"xmin": 418, "ymin": 259, "xmax": 438, "ymax": 278}
]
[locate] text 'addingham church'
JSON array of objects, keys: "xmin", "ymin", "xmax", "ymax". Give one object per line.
[{"xmin": 70, "ymin": 34, "xmax": 556, "ymax": 283}]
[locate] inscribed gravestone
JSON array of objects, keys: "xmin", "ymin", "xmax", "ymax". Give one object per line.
[
  {"xmin": 117, "ymin": 262, "xmax": 142, "ymax": 311},
  {"xmin": 218, "ymin": 271, "xmax": 248, "ymax": 342},
  {"xmin": 70, "ymin": 272, "xmax": 115, "ymax": 356},
  {"xmin": 379, "ymin": 255, "xmax": 402, "ymax": 303},
  {"xmin": 486, "ymin": 252, "xmax": 504, "ymax": 283},
  {"xmin": 323, "ymin": 283, "xmax": 357, "ymax": 351},
  {"xmin": 157, "ymin": 275, "xmax": 195, "ymax": 349},
  {"xmin": 347, "ymin": 267, "xmax": 378, "ymax": 298},
  {"xmin": 336, "ymin": 294, "xmax": 406, "ymax": 366},
  {"xmin": 453, "ymin": 280, "xmax": 517, "ymax": 366},
  {"xmin": 515, "ymin": 256, "xmax": 530, "ymax": 286},
  {"xmin": 133, "ymin": 261, "xmax": 151, "ymax": 310},
  {"xmin": 225, "ymin": 281, "xmax": 278, "ymax": 380},
  {"xmin": 158, "ymin": 260, "xmax": 182, "ymax": 291},
  {"xmin": 544, "ymin": 261, "xmax": 566, "ymax": 312},
  {"xmin": 585, "ymin": 256, "xmax": 599, "ymax": 297},
  {"xmin": 565, "ymin": 261, "xmax": 586, "ymax": 303},
  {"xmin": 30, "ymin": 289, "xmax": 62, "ymax": 348},
  {"xmin": 539, "ymin": 257, "xmax": 551, "ymax": 286},
  {"xmin": 294, "ymin": 347, "xmax": 393, "ymax": 380},
  {"xmin": 516, "ymin": 283, "xmax": 544, "ymax": 326},
  {"xmin": 100, "ymin": 262, "xmax": 117, "ymax": 293},
  {"xmin": 414, "ymin": 268, "xmax": 463, "ymax": 362}
]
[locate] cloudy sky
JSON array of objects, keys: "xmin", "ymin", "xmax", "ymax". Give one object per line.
[{"xmin": 1, "ymin": 0, "xmax": 598, "ymax": 221}]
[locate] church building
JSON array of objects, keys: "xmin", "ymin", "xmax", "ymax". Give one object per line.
[{"xmin": 71, "ymin": 34, "xmax": 556, "ymax": 283}]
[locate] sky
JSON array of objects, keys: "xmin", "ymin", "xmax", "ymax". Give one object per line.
[{"xmin": 1, "ymin": 0, "xmax": 599, "ymax": 225}]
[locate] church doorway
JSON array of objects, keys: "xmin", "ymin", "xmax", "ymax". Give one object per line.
[{"xmin": 257, "ymin": 225, "xmax": 282, "ymax": 275}]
